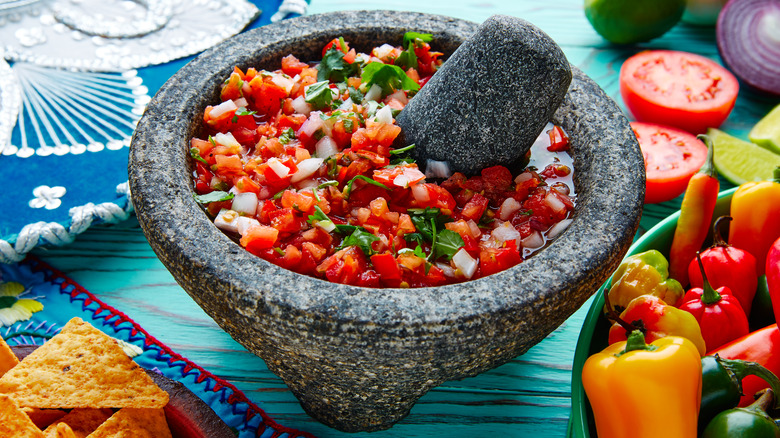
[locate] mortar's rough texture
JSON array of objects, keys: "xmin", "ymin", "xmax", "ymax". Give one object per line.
[
  {"xmin": 129, "ymin": 11, "xmax": 645, "ymax": 432},
  {"xmin": 397, "ymin": 14, "xmax": 572, "ymax": 175}
]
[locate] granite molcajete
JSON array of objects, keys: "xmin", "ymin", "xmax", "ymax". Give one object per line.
[{"xmin": 128, "ymin": 10, "xmax": 645, "ymax": 432}]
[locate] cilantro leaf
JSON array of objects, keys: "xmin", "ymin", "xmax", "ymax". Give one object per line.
[
  {"xmin": 279, "ymin": 128, "xmax": 296, "ymax": 145},
  {"xmin": 307, "ymin": 206, "xmax": 330, "ymax": 225},
  {"xmin": 361, "ymin": 62, "xmax": 420, "ymax": 97},
  {"xmin": 407, "ymin": 207, "xmax": 452, "ymax": 241},
  {"xmin": 338, "ymin": 228, "xmax": 380, "ymax": 256},
  {"xmin": 305, "ymin": 81, "xmax": 335, "ymax": 110},
  {"xmin": 404, "ymin": 232, "xmax": 426, "ymax": 248},
  {"xmin": 432, "ymin": 229, "xmax": 464, "ymax": 261},
  {"xmin": 395, "ymin": 32, "xmax": 434, "ymax": 70},
  {"xmin": 403, "ymin": 31, "xmax": 433, "ymax": 47},
  {"xmin": 343, "ymin": 175, "xmax": 390, "ymax": 199},
  {"xmin": 348, "ymin": 86, "xmax": 364, "ymax": 103},
  {"xmin": 193, "ymin": 191, "xmax": 234, "ymax": 204},
  {"xmin": 190, "ymin": 147, "xmax": 208, "ymax": 164},
  {"xmin": 318, "ymin": 48, "xmax": 359, "ymax": 82}
]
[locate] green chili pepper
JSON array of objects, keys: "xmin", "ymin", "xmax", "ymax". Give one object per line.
[
  {"xmin": 702, "ymin": 389, "xmax": 780, "ymax": 437},
  {"xmin": 700, "ymin": 355, "xmax": 780, "ymax": 431},
  {"xmin": 750, "ymin": 275, "xmax": 774, "ymax": 332}
]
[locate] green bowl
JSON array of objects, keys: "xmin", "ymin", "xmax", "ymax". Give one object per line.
[{"xmin": 567, "ymin": 187, "xmax": 738, "ymax": 438}]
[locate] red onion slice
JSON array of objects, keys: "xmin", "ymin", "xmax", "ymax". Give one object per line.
[{"xmin": 717, "ymin": 0, "xmax": 780, "ymax": 95}]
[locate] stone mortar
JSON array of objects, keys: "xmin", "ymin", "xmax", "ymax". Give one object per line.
[{"xmin": 128, "ymin": 10, "xmax": 644, "ymax": 432}]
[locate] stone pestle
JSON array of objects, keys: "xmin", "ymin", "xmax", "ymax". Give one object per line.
[{"xmin": 396, "ymin": 15, "xmax": 572, "ymax": 176}]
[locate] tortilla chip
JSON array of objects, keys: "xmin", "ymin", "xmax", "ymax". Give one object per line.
[
  {"xmin": 0, "ymin": 318, "xmax": 168, "ymax": 409},
  {"xmin": 43, "ymin": 408, "xmax": 113, "ymax": 438},
  {"xmin": 46, "ymin": 422, "xmax": 78, "ymax": 438},
  {"xmin": 22, "ymin": 407, "xmax": 68, "ymax": 430},
  {"xmin": 0, "ymin": 393, "xmax": 45, "ymax": 437},
  {"xmin": 85, "ymin": 408, "xmax": 172, "ymax": 438},
  {"xmin": 0, "ymin": 335, "xmax": 19, "ymax": 377}
]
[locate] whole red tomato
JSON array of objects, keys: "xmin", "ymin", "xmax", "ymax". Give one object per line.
[{"xmin": 620, "ymin": 50, "xmax": 739, "ymax": 134}]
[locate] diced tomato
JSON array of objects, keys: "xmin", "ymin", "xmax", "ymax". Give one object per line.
[
  {"xmin": 460, "ymin": 193, "xmax": 489, "ymax": 222},
  {"xmin": 191, "ymin": 138, "xmax": 214, "ymax": 159},
  {"xmin": 281, "ymin": 190, "xmax": 316, "ymax": 214},
  {"xmin": 371, "ymin": 253, "xmax": 402, "ymax": 280},
  {"xmin": 547, "ymin": 125, "xmax": 569, "ymax": 152},
  {"xmin": 268, "ymin": 207, "xmax": 302, "ymax": 233},
  {"xmin": 281, "ymin": 54, "xmax": 308, "ymax": 76},
  {"xmin": 277, "ymin": 114, "xmax": 307, "ymax": 132},
  {"xmin": 214, "ymin": 155, "xmax": 245, "ymax": 177},
  {"xmin": 411, "ymin": 183, "xmax": 457, "ymax": 212},
  {"xmin": 482, "ymin": 165, "xmax": 513, "ymax": 202},
  {"xmin": 240, "ymin": 225, "xmax": 279, "ymax": 255},
  {"xmin": 247, "ymin": 76, "xmax": 288, "ymax": 118},
  {"xmin": 234, "ymin": 176, "xmax": 260, "ymax": 194},
  {"xmin": 479, "ymin": 241, "xmax": 522, "ymax": 277},
  {"xmin": 220, "ymin": 72, "xmax": 243, "ymax": 101}
]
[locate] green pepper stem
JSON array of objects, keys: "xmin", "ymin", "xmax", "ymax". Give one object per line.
[
  {"xmin": 697, "ymin": 135, "xmax": 717, "ymax": 178},
  {"xmin": 712, "ymin": 216, "xmax": 732, "ymax": 248},
  {"xmin": 774, "ymin": 166, "xmax": 780, "ymax": 183},
  {"xmin": 747, "ymin": 389, "xmax": 775, "ymax": 415},
  {"xmin": 603, "ymin": 286, "xmax": 639, "ymax": 335},
  {"xmin": 696, "ymin": 252, "xmax": 722, "ymax": 305},
  {"xmin": 717, "ymin": 355, "xmax": 780, "ymax": 409},
  {"xmin": 620, "ymin": 330, "xmax": 657, "ymax": 356}
]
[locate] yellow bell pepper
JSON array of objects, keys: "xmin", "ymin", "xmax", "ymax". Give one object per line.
[
  {"xmin": 729, "ymin": 167, "xmax": 780, "ymax": 276},
  {"xmin": 582, "ymin": 330, "xmax": 702, "ymax": 438}
]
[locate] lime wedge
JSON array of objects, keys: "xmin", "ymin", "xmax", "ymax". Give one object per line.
[
  {"xmin": 708, "ymin": 128, "xmax": 780, "ymax": 184},
  {"xmin": 749, "ymin": 103, "xmax": 780, "ymax": 155}
]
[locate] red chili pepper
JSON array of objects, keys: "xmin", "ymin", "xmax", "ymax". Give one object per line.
[
  {"xmin": 710, "ymin": 324, "xmax": 780, "ymax": 407},
  {"xmin": 768, "ymin": 237, "xmax": 780, "ymax": 325},
  {"xmin": 688, "ymin": 216, "xmax": 758, "ymax": 316},
  {"xmin": 679, "ymin": 252, "xmax": 749, "ymax": 353},
  {"xmin": 668, "ymin": 134, "xmax": 720, "ymax": 287}
]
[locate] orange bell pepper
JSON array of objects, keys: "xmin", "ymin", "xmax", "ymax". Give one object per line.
[{"xmin": 728, "ymin": 167, "xmax": 780, "ymax": 277}]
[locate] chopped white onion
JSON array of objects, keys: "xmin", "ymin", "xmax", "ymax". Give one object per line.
[
  {"xmin": 392, "ymin": 167, "xmax": 426, "ymax": 188},
  {"xmin": 213, "ymin": 132, "xmax": 241, "ymax": 149},
  {"xmin": 364, "ymin": 84, "xmax": 382, "ymax": 102},
  {"xmin": 232, "ymin": 97, "xmax": 248, "ymax": 108},
  {"xmin": 214, "ymin": 209, "xmax": 239, "ymax": 233},
  {"xmin": 546, "ymin": 218, "xmax": 573, "ymax": 240},
  {"xmin": 208, "ymin": 100, "xmax": 237, "ymax": 118},
  {"xmin": 291, "ymin": 157, "xmax": 324, "ymax": 183},
  {"xmin": 452, "ymin": 248, "xmax": 478, "ymax": 279},
  {"xmin": 374, "ymin": 43, "xmax": 395, "ymax": 59},
  {"xmin": 521, "ymin": 230, "xmax": 544, "ymax": 249},
  {"xmin": 258, "ymin": 187, "xmax": 273, "ymax": 200},
  {"xmin": 339, "ymin": 98, "xmax": 354, "ymax": 111},
  {"xmin": 296, "ymin": 179, "xmax": 319, "ymax": 189},
  {"xmin": 299, "ymin": 112, "xmax": 324, "ymax": 137},
  {"xmin": 544, "ymin": 191, "xmax": 567, "ymax": 215},
  {"xmin": 236, "ymin": 216, "xmax": 260, "ymax": 235},
  {"xmin": 411, "ymin": 184, "xmax": 430, "ymax": 202},
  {"xmin": 467, "ymin": 220, "xmax": 481, "ymax": 238},
  {"xmin": 314, "ymin": 219, "xmax": 336, "ymax": 233},
  {"xmin": 424, "ymin": 160, "xmax": 452, "ymax": 179},
  {"xmin": 514, "ymin": 171, "xmax": 534, "ymax": 184},
  {"xmin": 231, "ymin": 192, "xmax": 258, "ymax": 216},
  {"xmin": 436, "ymin": 262, "xmax": 457, "ymax": 278},
  {"xmin": 270, "ymin": 74, "xmax": 295, "ymax": 93},
  {"xmin": 267, "ymin": 157, "xmax": 290, "ymax": 178},
  {"xmin": 375, "ymin": 105, "xmax": 394, "ymax": 124},
  {"xmin": 491, "ymin": 222, "xmax": 521, "ymax": 245},
  {"xmin": 498, "ymin": 197, "xmax": 522, "ymax": 221},
  {"xmin": 315, "ymin": 136, "xmax": 339, "ymax": 158},
  {"xmin": 386, "ymin": 90, "xmax": 408, "ymax": 105},
  {"xmin": 291, "ymin": 95, "xmax": 312, "ymax": 116}
]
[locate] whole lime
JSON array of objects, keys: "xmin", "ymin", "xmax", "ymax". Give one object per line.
[{"xmin": 585, "ymin": 0, "xmax": 686, "ymax": 44}]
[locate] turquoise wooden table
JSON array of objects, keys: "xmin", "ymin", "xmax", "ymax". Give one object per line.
[{"xmin": 24, "ymin": 0, "xmax": 778, "ymax": 436}]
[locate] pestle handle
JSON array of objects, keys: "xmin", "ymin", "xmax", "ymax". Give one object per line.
[{"xmin": 396, "ymin": 15, "xmax": 572, "ymax": 176}]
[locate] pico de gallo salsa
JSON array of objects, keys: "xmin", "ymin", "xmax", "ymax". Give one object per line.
[{"xmin": 190, "ymin": 32, "xmax": 576, "ymax": 288}]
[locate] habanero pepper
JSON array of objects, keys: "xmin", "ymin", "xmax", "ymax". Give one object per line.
[
  {"xmin": 729, "ymin": 167, "xmax": 780, "ymax": 277},
  {"xmin": 768, "ymin": 237, "xmax": 780, "ymax": 325},
  {"xmin": 679, "ymin": 253, "xmax": 749, "ymax": 353},
  {"xmin": 688, "ymin": 216, "xmax": 758, "ymax": 316},
  {"xmin": 669, "ymin": 134, "xmax": 720, "ymax": 287},
  {"xmin": 606, "ymin": 293, "xmax": 706, "ymax": 356},
  {"xmin": 582, "ymin": 330, "xmax": 701, "ymax": 438},
  {"xmin": 710, "ymin": 324, "xmax": 780, "ymax": 407},
  {"xmin": 699, "ymin": 355, "xmax": 780, "ymax": 431},
  {"xmin": 701, "ymin": 389, "xmax": 780, "ymax": 438},
  {"xmin": 605, "ymin": 250, "xmax": 685, "ymax": 314}
]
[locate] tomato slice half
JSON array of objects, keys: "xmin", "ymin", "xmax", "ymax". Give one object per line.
[
  {"xmin": 620, "ymin": 50, "xmax": 739, "ymax": 134},
  {"xmin": 630, "ymin": 122, "xmax": 708, "ymax": 204}
]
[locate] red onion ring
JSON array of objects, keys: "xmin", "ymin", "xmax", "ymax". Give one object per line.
[{"xmin": 717, "ymin": 0, "xmax": 780, "ymax": 96}]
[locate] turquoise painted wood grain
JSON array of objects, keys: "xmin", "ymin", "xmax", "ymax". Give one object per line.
[{"xmin": 29, "ymin": 0, "xmax": 779, "ymax": 436}]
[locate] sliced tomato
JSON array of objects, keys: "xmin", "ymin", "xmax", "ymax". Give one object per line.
[
  {"xmin": 631, "ymin": 122, "xmax": 708, "ymax": 204},
  {"xmin": 620, "ymin": 50, "xmax": 739, "ymax": 134}
]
